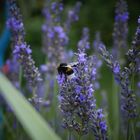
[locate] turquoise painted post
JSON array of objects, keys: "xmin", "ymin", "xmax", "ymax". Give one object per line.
[
  {"xmin": 0, "ymin": 27, "xmax": 10, "ymax": 66},
  {"xmin": 0, "ymin": 0, "xmax": 11, "ymax": 67}
]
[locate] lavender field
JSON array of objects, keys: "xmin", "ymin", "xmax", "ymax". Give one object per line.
[{"xmin": 0, "ymin": 0, "xmax": 140, "ymax": 140}]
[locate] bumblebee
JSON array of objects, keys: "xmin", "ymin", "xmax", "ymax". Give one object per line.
[{"xmin": 57, "ymin": 62, "xmax": 78, "ymax": 79}]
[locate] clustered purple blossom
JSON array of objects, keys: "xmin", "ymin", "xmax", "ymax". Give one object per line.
[
  {"xmin": 64, "ymin": 2, "xmax": 81, "ymax": 33},
  {"xmin": 42, "ymin": 0, "xmax": 81, "ymax": 66},
  {"xmin": 57, "ymin": 28, "xmax": 108, "ymax": 139},
  {"xmin": 127, "ymin": 16, "xmax": 140, "ymax": 74},
  {"xmin": 7, "ymin": 0, "xmax": 41, "ymax": 87},
  {"xmin": 39, "ymin": 0, "xmax": 81, "ymax": 110},
  {"xmin": 93, "ymin": 32, "xmax": 103, "ymax": 90},
  {"xmin": 3, "ymin": 56, "xmax": 20, "ymax": 89},
  {"xmin": 112, "ymin": 0, "xmax": 129, "ymax": 60},
  {"xmin": 98, "ymin": 41, "xmax": 137, "ymax": 119},
  {"xmin": 42, "ymin": 0, "xmax": 68, "ymax": 64}
]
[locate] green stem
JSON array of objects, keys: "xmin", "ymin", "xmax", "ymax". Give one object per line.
[
  {"xmin": 131, "ymin": 121, "xmax": 136, "ymax": 140},
  {"xmin": 32, "ymin": 87, "xmax": 37, "ymax": 97},
  {"xmin": 112, "ymin": 76, "xmax": 119, "ymax": 140},
  {"xmin": 78, "ymin": 134, "xmax": 81, "ymax": 140},
  {"xmin": 68, "ymin": 131, "xmax": 72, "ymax": 140},
  {"xmin": 126, "ymin": 120, "xmax": 130, "ymax": 140}
]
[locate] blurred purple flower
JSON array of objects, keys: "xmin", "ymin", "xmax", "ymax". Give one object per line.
[
  {"xmin": 64, "ymin": 2, "xmax": 81, "ymax": 33},
  {"xmin": 112, "ymin": 0, "xmax": 129, "ymax": 61},
  {"xmin": 98, "ymin": 35, "xmax": 138, "ymax": 119},
  {"xmin": 40, "ymin": 64, "xmax": 48, "ymax": 73},
  {"xmin": 115, "ymin": 12, "xmax": 129, "ymax": 22},
  {"xmin": 113, "ymin": 61, "xmax": 120, "ymax": 74},
  {"xmin": 7, "ymin": 0, "xmax": 41, "ymax": 87},
  {"xmin": 7, "ymin": 17, "xmax": 23, "ymax": 32}
]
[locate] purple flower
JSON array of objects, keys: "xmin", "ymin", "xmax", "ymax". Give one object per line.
[
  {"xmin": 7, "ymin": 17, "xmax": 24, "ymax": 32},
  {"xmin": 13, "ymin": 44, "xmax": 32, "ymax": 56},
  {"xmin": 97, "ymin": 109, "xmax": 104, "ymax": 119},
  {"xmin": 87, "ymin": 84, "xmax": 94, "ymax": 96},
  {"xmin": 115, "ymin": 12, "xmax": 129, "ymax": 22},
  {"xmin": 78, "ymin": 53, "xmax": 86, "ymax": 63},
  {"xmin": 112, "ymin": 0, "xmax": 129, "ymax": 60},
  {"xmin": 40, "ymin": 64, "xmax": 48, "ymax": 73},
  {"xmin": 4, "ymin": 56, "xmax": 20, "ymax": 89},
  {"xmin": 47, "ymin": 28, "xmax": 54, "ymax": 38},
  {"xmin": 42, "ymin": 1, "xmax": 69, "ymax": 64},
  {"xmin": 138, "ymin": 16, "xmax": 140, "ymax": 24},
  {"xmin": 64, "ymin": 2, "xmax": 81, "ymax": 33},
  {"xmin": 6, "ymin": 57, "xmax": 19, "ymax": 74},
  {"xmin": 68, "ymin": 2, "xmax": 81, "ymax": 22},
  {"xmin": 75, "ymin": 85, "xmax": 82, "ymax": 94},
  {"xmin": 57, "ymin": 29, "xmax": 108, "ymax": 139},
  {"xmin": 137, "ymin": 81, "xmax": 140, "ymax": 87},
  {"xmin": 92, "ymin": 68, "xmax": 97, "ymax": 76},
  {"xmin": 54, "ymin": 26, "xmax": 68, "ymax": 44},
  {"xmin": 7, "ymin": 0, "xmax": 41, "ymax": 87},
  {"xmin": 98, "ymin": 38, "xmax": 137, "ymax": 119},
  {"xmin": 99, "ymin": 121, "xmax": 107, "ymax": 132},
  {"xmin": 57, "ymin": 74, "xmax": 65, "ymax": 86},
  {"xmin": 113, "ymin": 61, "xmax": 120, "ymax": 74},
  {"xmin": 78, "ymin": 27, "xmax": 90, "ymax": 51}
]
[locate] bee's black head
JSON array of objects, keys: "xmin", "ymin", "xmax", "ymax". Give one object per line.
[
  {"xmin": 57, "ymin": 63, "xmax": 74, "ymax": 75},
  {"xmin": 59, "ymin": 63, "xmax": 67, "ymax": 67}
]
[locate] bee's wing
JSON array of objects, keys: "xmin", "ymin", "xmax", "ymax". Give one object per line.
[{"xmin": 69, "ymin": 62, "xmax": 78, "ymax": 67}]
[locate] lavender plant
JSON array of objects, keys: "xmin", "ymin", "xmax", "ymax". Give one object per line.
[
  {"xmin": 42, "ymin": 0, "xmax": 81, "ymax": 65},
  {"xmin": 97, "ymin": 14, "xmax": 140, "ymax": 140},
  {"xmin": 93, "ymin": 32, "xmax": 103, "ymax": 90},
  {"xmin": 3, "ymin": 56, "xmax": 20, "ymax": 89},
  {"xmin": 112, "ymin": 0, "xmax": 129, "ymax": 61},
  {"xmin": 57, "ymin": 28, "xmax": 108, "ymax": 139},
  {"xmin": 98, "ymin": 0, "xmax": 139, "ymax": 121},
  {"xmin": 7, "ymin": 0, "xmax": 41, "ymax": 88},
  {"xmin": 39, "ymin": 0, "xmax": 81, "ymax": 110}
]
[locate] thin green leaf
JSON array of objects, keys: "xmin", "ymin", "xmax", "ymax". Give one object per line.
[{"xmin": 0, "ymin": 73, "xmax": 61, "ymax": 140}]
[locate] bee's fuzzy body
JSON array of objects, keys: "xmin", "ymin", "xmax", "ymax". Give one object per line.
[{"xmin": 57, "ymin": 62, "xmax": 78, "ymax": 79}]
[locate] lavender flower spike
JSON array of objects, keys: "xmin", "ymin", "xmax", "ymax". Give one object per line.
[
  {"xmin": 98, "ymin": 40, "xmax": 137, "ymax": 119},
  {"xmin": 7, "ymin": 0, "xmax": 41, "ymax": 87},
  {"xmin": 64, "ymin": 2, "xmax": 81, "ymax": 33},
  {"xmin": 57, "ymin": 28, "xmax": 108, "ymax": 139},
  {"xmin": 127, "ymin": 16, "xmax": 140, "ymax": 73},
  {"xmin": 112, "ymin": 0, "xmax": 129, "ymax": 60},
  {"xmin": 42, "ymin": 0, "xmax": 68, "ymax": 64}
]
